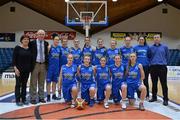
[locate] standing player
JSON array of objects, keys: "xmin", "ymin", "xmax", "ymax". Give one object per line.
[
  {"xmin": 107, "ymin": 40, "xmax": 120, "ymax": 67},
  {"xmin": 77, "ymin": 55, "xmax": 96, "ymax": 107},
  {"xmin": 59, "ymin": 54, "xmax": 78, "ymax": 108},
  {"xmin": 120, "ymin": 36, "xmax": 134, "ymax": 66},
  {"xmin": 126, "ymin": 53, "xmax": 146, "ymax": 111},
  {"xmin": 134, "ymin": 36, "xmax": 150, "ymax": 99},
  {"xmin": 59, "ymin": 37, "xmax": 70, "ymax": 68},
  {"xmin": 70, "ymin": 39, "xmax": 81, "ymax": 67},
  {"xmin": 46, "ymin": 35, "xmax": 61, "ymax": 102},
  {"xmin": 110, "ymin": 55, "xmax": 127, "ymax": 110},
  {"xmin": 94, "ymin": 57, "xmax": 111, "ymax": 109},
  {"xmin": 81, "ymin": 37, "xmax": 94, "ymax": 63},
  {"xmin": 93, "ymin": 38, "xmax": 107, "ymax": 66}
]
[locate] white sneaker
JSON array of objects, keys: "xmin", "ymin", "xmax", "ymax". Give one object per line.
[
  {"xmin": 70, "ymin": 103, "xmax": 75, "ymax": 108},
  {"xmin": 121, "ymin": 101, "xmax": 126, "ymax": 110},
  {"xmin": 104, "ymin": 102, "xmax": 109, "ymax": 109}
]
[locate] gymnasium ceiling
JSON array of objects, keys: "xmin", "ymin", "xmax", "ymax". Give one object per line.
[{"xmin": 0, "ymin": 0, "xmax": 180, "ymax": 35}]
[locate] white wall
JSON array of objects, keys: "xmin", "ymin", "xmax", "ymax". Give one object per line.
[
  {"xmin": 92, "ymin": 4, "xmax": 180, "ymax": 49},
  {"xmin": 0, "ymin": 2, "xmax": 179, "ymax": 49}
]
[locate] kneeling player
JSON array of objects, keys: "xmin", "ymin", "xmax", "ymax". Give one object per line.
[
  {"xmin": 77, "ymin": 55, "xmax": 96, "ymax": 107},
  {"xmin": 110, "ymin": 55, "xmax": 127, "ymax": 110},
  {"xmin": 59, "ymin": 54, "xmax": 78, "ymax": 108},
  {"xmin": 126, "ymin": 53, "xmax": 146, "ymax": 111},
  {"xmin": 94, "ymin": 57, "xmax": 111, "ymax": 109}
]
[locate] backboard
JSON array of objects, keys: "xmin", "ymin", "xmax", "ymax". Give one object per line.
[{"xmin": 65, "ymin": 0, "xmax": 108, "ymax": 27}]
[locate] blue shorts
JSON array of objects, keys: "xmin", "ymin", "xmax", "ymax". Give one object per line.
[
  {"xmin": 112, "ymin": 81, "xmax": 126, "ymax": 103},
  {"xmin": 46, "ymin": 66, "xmax": 60, "ymax": 83},
  {"xmin": 81, "ymin": 83, "xmax": 96, "ymax": 103},
  {"xmin": 97, "ymin": 83, "xmax": 111, "ymax": 101},
  {"xmin": 62, "ymin": 83, "xmax": 77, "ymax": 102},
  {"xmin": 127, "ymin": 83, "xmax": 141, "ymax": 99}
]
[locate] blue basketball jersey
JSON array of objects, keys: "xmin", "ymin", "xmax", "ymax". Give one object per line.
[
  {"xmin": 70, "ymin": 47, "xmax": 82, "ymax": 66},
  {"xmin": 93, "ymin": 47, "xmax": 106, "ymax": 65},
  {"xmin": 48, "ymin": 45, "xmax": 61, "ymax": 69},
  {"xmin": 110, "ymin": 64, "xmax": 125, "ymax": 85},
  {"xmin": 126, "ymin": 63, "xmax": 141, "ymax": 84},
  {"xmin": 134, "ymin": 45, "xmax": 150, "ymax": 66},
  {"xmin": 61, "ymin": 64, "xmax": 77, "ymax": 86},
  {"xmin": 79, "ymin": 65, "xmax": 95, "ymax": 85},
  {"xmin": 60, "ymin": 46, "xmax": 70, "ymax": 67},
  {"xmin": 106, "ymin": 48, "xmax": 119, "ymax": 66},
  {"xmin": 120, "ymin": 46, "xmax": 134, "ymax": 65},
  {"xmin": 81, "ymin": 46, "xmax": 94, "ymax": 62},
  {"xmin": 96, "ymin": 65, "xmax": 110, "ymax": 86}
]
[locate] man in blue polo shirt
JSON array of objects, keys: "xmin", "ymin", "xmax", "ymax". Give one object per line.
[{"xmin": 148, "ymin": 34, "xmax": 169, "ymax": 106}]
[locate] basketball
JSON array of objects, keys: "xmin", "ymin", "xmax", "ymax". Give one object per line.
[{"xmin": 76, "ymin": 98, "xmax": 86, "ymax": 110}]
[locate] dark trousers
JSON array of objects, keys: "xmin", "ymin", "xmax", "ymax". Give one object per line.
[
  {"xmin": 137, "ymin": 66, "xmax": 149, "ymax": 98},
  {"xmin": 15, "ymin": 72, "xmax": 29, "ymax": 102},
  {"xmin": 143, "ymin": 66, "xmax": 149, "ymax": 97},
  {"xmin": 150, "ymin": 65, "xmax": 168, "ymax": 101}
]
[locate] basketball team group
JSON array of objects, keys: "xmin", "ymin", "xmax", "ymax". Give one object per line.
[{"xmin": 13, "ymin": 29, "xmax": 169, "ymax": 111}]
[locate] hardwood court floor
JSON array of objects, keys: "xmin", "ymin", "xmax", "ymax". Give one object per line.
[{"xmin": 0, "ymin": 79, "xmax": 180, "ymax": 104}]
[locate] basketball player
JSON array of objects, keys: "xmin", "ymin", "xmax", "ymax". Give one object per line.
[
  {"xmin": 59, "ymin": 54, "xmax": 78, "ymax": 108},
  {"xmin": 93, "ymin": 38, "xmax": 107, "ymax": 66},
  {"xmin": 59, "ymin": 37, "xmax": 70, "ymax": 68},
  {"xmin": 107, "ymin": 40, "xmax": 120, "ymax": 67},
  {"xmin": 70, "ymin": 39, "xmax": 82, "ymax": 67},
  {"xmin": 77, "ymin": 55, "xmax": 96, "ymax": 107},
  {"xmin": 81, "ymin": 37, "xmax": 94, "ymax": 63},
  {"xmin": 110, "ymin": 55, "xmax": 127, "ymax": 110},
  {"xmin": 120, "ymin": 36, "xmax": 134, "ymax": 66},
  {"xmin": 94, "ymin": 57, "xmax": 111, "ymax": 109},
  {"xmin": 134, "ymin": 36, "xmax": 150, "ymax": 99},
  {"xmin": 126, "ymin": 53, "xmax": 146, "ymax": 111},
  {"xmin": 46, "ymin": 35, "xmax": 61, "ymax": 102}
]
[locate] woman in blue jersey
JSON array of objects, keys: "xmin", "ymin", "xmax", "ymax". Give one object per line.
[
  {"xmin": 46, "ymin": 35, "xmax": 61, "ymax": 102},
  {"xmin": 126, "ymin": 53, "xmax": 146, "ymax": 111},
  {"xmin": 94, "ymin": 57, "xmax": 111, "ymax": 109},
  {"xmin": 59, "ymin": 38, "xmax": 70, "ymax": 68},
  {"xmin": 107, "ymin": 40, "xmax": 120, "ymax": 66},
  {"xmin": 70, "ymin": 39, "xmax": 81, "ymax": 67},
  {"xmin": 81, "ymin": 37, "xmax": 94, "ymax": 63},
  {"xmin": 120, "ymin": 36, "xmax": 134, "ymax": 66},
  {"xmin": 134, "ymin": 36, "xmax": 150, "ymax": 99},
  {"xmin": 110, "ymin": 55, "xmax": 127, "ymax": 110},
  {"xmin": 77, "ymin": 55, "xmax": 96, "ymax": 107},
  {"xmin": 59, "ymin": 54, "xmax": 78, "ymax": 108},
  {"xmin": 93, "ymin": 38, "xmax": 107, "ymax": 66}
]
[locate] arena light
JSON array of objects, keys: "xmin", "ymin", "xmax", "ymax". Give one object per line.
[
  {"xmin": 157, "ymin": 0, "xmax": 163, "ymax": 2},
  {"xmin": 112, "ymin": 0, "xmax": 118, "ymax": 2},
  {"xmin": 65, "ymin": 0, "xmax": 69, "ymax": 3}
]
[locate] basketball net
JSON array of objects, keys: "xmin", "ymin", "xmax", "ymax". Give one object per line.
[{"xmin": 81, "ymin": 16, "xmax": 92, "ymax": 37}]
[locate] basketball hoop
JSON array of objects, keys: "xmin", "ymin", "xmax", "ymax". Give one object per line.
[{"xmin": 81, "ymin": 16, "xmax": 92, "ymax": 37}]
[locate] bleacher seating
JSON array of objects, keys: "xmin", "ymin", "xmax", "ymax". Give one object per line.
[
  {"xmin": 0, "ymin": 48, "xmax": 13, "ymax": 73},
  {"xmin": 168, "ymin": 49, "xmax": 180, "ymax": 66}
]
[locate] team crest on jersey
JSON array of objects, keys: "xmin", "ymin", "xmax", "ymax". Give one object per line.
[
  {"xmin": 73, "ymin": 54, "xmax": 80, "ymax": 59},
  {"xmin": 114, "ymin": 72, "xmax": 123, "ymax": 79},
  {"xmin": 96, "ymin": 53, "xmax": 103, "ymax": 59},
  {"xmin": 64, "ymin": 73, "xmax": 73, "ymax": 80},
  {"xmin": 128, "ymin": 71, "xmax": 138, "ymax": 79},
  {"xmin": 84, "ymin": 52, "xmax": 91, "ymax": 56},
  {"xmin": 52, "ymin": 53, "xmax": 59, "ymax": 58},
  {"xmin": 99, "ymin": 73, "xmax": 108, "ymax": 80},
  {"xmin": 81, "ymin": 73, "xmax": 91, "ymax": 80},
  {"xmin": 109, "ymin": 54, "xmax": 115, "ymax": 59}
]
